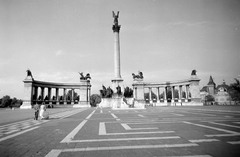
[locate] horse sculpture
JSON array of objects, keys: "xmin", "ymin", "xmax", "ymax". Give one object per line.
[
  {"xmin": 132, "ymin": 71, "xmax": 144, "ymax": 79},
  {"xmin": 79, "ymin": 72, "xmax": 91, "ymax": 80}
]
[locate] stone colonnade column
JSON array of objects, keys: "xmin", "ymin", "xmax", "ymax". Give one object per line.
[{"xmin": 48, "ymin": 88, "xmax": 52, "ymax": 104}]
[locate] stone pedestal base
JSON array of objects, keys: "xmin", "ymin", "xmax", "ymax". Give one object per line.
[
  {"xmin": 20, "ymin": 101, "xmax": 32, "ymax": 109},
  {"xmin": 156, "ymin": 102, "xmax": 168, "ymax": 106}
]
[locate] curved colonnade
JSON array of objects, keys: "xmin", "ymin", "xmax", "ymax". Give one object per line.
[
  {"xmin": 20, "ymin": 77, "xmax": 91, "ymax": 109},
  {"xmin": 133, "ymin": 75, "xmax": 202, "ymax": 106}
]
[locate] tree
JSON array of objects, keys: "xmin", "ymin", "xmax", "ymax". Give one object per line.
[
  {"xmin": 90, "ymin": 94, "xmax": 101, "ymax": 107},
  {"xmin": 0, "ymin": 95, "xmax": 11, "ymax": 107},
  {"xmin": 229, "ymin": 78, "xmax": 240, "ymax": 101}
]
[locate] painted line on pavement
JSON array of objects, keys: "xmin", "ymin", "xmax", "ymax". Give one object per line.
[
  {"xmin": 227, "ymin": 141, "xmax": 240, "ymax": 144},
  {"xmin": 189, "ymin": 139, "xmax": 220, "ymax": 143},
  {"xmin": 61, "ymin": 110, "xmax": 95, "ymax": 143},
  {"xmin": 45, "ymin": 143, "xmax": 198, "ymax": 156},
  {"xmin": 138, "ymin": 114, "xmax": 145, "ymax": 117},
  {"xmin": 163, "ymin": 155, "xmax": 212, "ymax": 157},
  {"xmin": 66, "ymin": 136, "xmax": 181, "ymax": 143},
  {"xmin": 183, "ymin": 121, "xmax": 239, "ymax": 134},
  {"xmin": 208, "ymin": 122, "xmax": 240, "ymax": 129},
  {"xmin": 121, "ymin": 123, "xmax": 158, "ymax": 130},
  {"xmin": 0, "ymin": 126, "xmax": 40, "ymax": 142}
]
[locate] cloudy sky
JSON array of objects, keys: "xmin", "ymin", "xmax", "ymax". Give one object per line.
[{"xmin": 0, "ymin": 0, "xmax": 240, "ymax": 99}]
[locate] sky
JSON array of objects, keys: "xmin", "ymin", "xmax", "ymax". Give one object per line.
[{"xmin": 0, "ymin": 0, "xmax": 240, "ymax": 99}]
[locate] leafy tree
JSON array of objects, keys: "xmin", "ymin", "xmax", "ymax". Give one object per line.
[
  {"xmin": 0, "ymin": 95, "xmax": 11, "ymax": 107},
  {"xmin": 229, "ymin": 78, "xmax": 240, "ymax": 101},
  {"xmin": 66, "ymin": 90, "xmax": 79, "ymax": 102},
  {"xmin": 90, "ymin": 94, "xmax": 101, "ymax": 107},
  {"xmin": 123, "ymin": 87, "xmax": 133, "ymax": 98}
]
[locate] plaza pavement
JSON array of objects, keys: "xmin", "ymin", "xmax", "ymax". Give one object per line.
[{"xmin": 0, "ymin": 106, "xmax": 240, "ymax": 157}]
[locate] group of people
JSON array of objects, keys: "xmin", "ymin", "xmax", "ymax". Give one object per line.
[{"xmin": 33, "ymin": 103, "xmax": 49, "ymax": 120}]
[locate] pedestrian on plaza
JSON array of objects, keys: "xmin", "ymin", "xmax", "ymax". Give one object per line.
[
  {"xmin": 33, "ymin": 103, "xmax": 40, "ymax": 120},
  {"xmin": 39, "ymin": 102, "xmax": 46, "ymax": 120}
]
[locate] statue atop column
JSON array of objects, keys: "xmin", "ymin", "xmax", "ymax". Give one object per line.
[{"xmin": 112, "ymin": 11, "xmax": 121, "ymax": 32}]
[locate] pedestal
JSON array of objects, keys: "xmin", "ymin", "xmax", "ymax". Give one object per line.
[{"xmin": 20, "ymin": 77, "xmax": 33, "ymax": 109}]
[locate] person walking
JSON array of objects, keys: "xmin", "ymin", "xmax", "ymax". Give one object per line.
[
  {"xmin": 33, "ymin": 104, "xmax": 39, "ymax": 120},
  {"xmin": 39, "ymin": 103, "xmax": 46, "ymax": 120}
]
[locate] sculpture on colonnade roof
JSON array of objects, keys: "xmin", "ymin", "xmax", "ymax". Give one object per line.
[
  {"xmin": 132, "ymin": 71, "xmax": 144, "ymax": 79},
  {"xmin": 79, "ymin": 72, "xmax": 91, "ymax": 80},
  {"xmin": 191, "ymin": 69, "xmax": 197, "ymax": 76},
  {"xmin": 26, "ymin": 69, "xmax": 34, "ymax": 80}
]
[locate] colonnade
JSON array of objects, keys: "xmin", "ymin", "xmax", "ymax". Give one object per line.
[
  {"xmin": 133, "ymin": 84, "xmax": 190, "ymax": 104},
  {"xmin": 132, "ymin": 75, "xmax": 202, "ymax": 106},
  {"xmin": 21, "ymin": 78, "xmax": 91, "ymax": 109}
]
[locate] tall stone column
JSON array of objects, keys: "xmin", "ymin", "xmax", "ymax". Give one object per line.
[
  {"xmin": 71, "ymin": 89, "xmax": 74, "ymax": 104},
  {"xmin": 111, "ymin": 11, "xmax": 123, "ymax": 93}
]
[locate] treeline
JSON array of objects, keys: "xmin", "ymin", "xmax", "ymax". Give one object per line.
[{"xmin": 0, "ymin": 95, "xmax": 23, "ymax": 108}]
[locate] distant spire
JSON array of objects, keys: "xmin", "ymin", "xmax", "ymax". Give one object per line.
[{"xmin": 207, "ymin": 75, "xmax": 215, "ymax": 85}]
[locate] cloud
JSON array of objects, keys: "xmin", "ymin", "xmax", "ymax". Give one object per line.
[{"xmin": 55, "ymin": 50, "xmax": 64, "ymax": 56}]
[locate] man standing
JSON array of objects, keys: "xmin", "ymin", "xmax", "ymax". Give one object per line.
[{"xmin": 33, "ymin": 103, "xmax": 39, "ymax": 120}]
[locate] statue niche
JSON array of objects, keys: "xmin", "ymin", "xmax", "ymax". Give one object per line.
[{"xmin": 79, "ymin": 72, "xmax": 91, "ymax": 81}]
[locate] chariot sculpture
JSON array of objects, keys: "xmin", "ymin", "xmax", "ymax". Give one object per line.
[
  {"xmin": 132, "ymin": 71, "xmax": 144, "ymax": 80},
  {"xmin": 79, "ymin": 72, "xmax": 91, "ymax": 80}
]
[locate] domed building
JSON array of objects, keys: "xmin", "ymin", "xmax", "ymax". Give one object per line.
[
  {"xmin": 215, "ymin": 80, "xmax": 231, "ymax": 105},
  {"xmin": 200, "ymin": 76, "xmax": 231, "ymax": 105}
]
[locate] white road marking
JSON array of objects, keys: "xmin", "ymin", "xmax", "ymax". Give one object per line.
[
  {"xmin": 189, "ymin": 139, "xmax": 220, "ymax": 143},
  {"xmin": 138, "ymin": 114, "xmax": 145, "ymax": 117},
  {"xmin": 234, "ymin": 122, "xmax": 240, "ymax": 124},
  {"xmin": 45, "ymin": 143, "xmax": 198, "ymax": 156},
  {"xmin": 111, "ymin": 113, "xmax": 118, "ymax": 119},
  {"xmin": 209, "ymin": 122, "xmax": 240, "ymax": 129},
  {"xmin": 227, "ymin": 141, "xmax": 240, "ymax": 144},
  {"xmin": 68, "ymin": 136, "xmax": 181, "ymax": 143},
  {"xmin": 164, "ymin": 155, "xmax": 212, "ymax": 157},
  {"xmin": 181, "ymin": 111, "xmax": 215, "ymax": 117},
  {"xmin": 61, "ymin": 110, "xmax": 95, "ymax": 143},
  {"xmin": 45, "ymin": 149, "xmax": 62, "ymax": 157},
  {"xmin": 121, "ymin": 123, "xmax": 158, "ymax": 130},
  {"xmin": 99, "ymin": 122, "xmax": 107, "ymax": 135},
  {"xmin": 183, "ymin": 121, "xmax": 239, "ymax": 134}
]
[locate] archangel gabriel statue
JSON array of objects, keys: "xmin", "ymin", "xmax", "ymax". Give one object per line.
[{"xmin": 112, "ymin": 11, "xmax": 119, "ymax": 25}]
